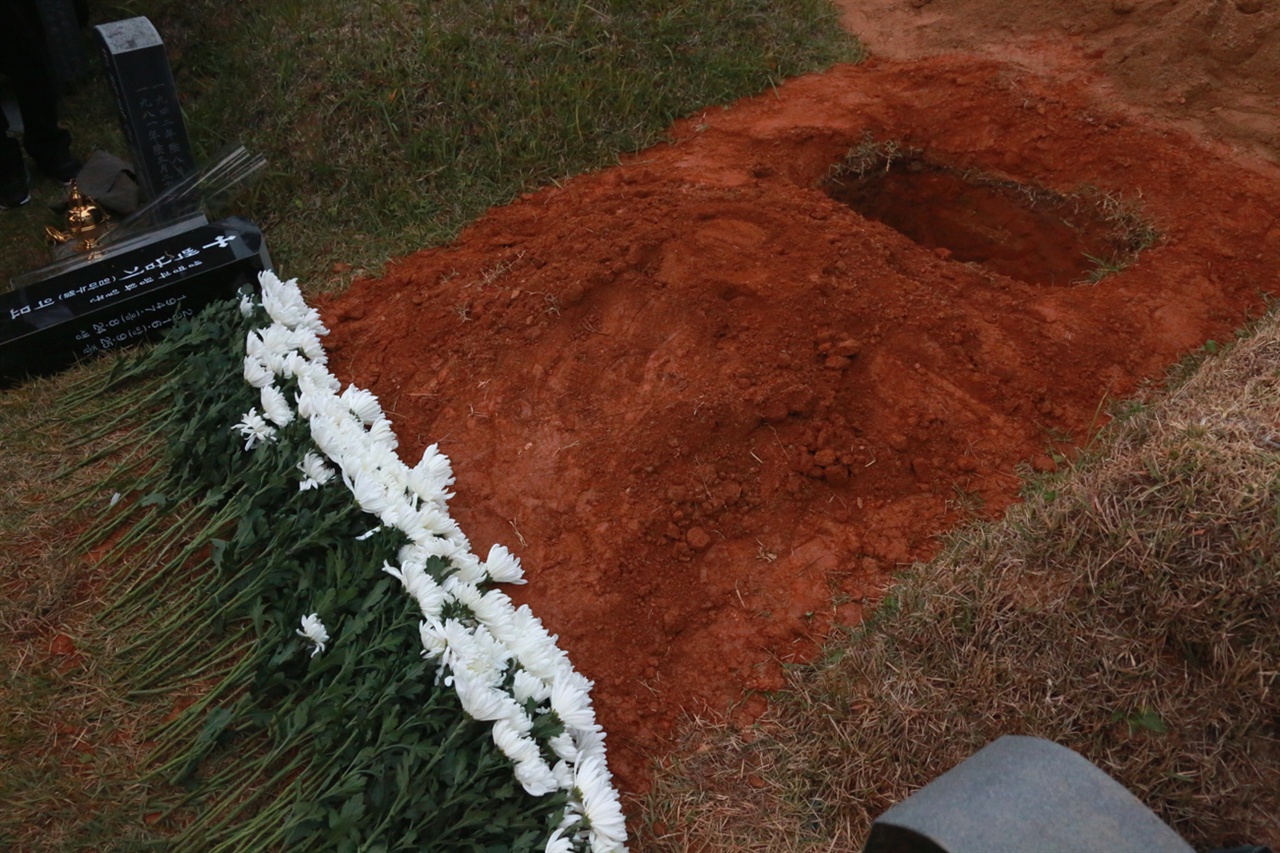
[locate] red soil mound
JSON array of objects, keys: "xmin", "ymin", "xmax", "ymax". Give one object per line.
[{"xmin": 318, "ymin": 56, "xmax": 1280, "ymax": 797}]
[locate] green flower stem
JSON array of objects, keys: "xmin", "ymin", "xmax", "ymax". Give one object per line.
[
  {"xmin": 143, "ymin": 665, "xmax": 257, "ymax": 769},
  {"xmin": 129, "ymin": 627, "xmax": 251, "ymax": 694},
  {"xmin": 175, "ymin": 754, "xmax": 311, "ymax": 851},
  {"xmin": 100, "ymin": 489, "xmax": 248, "ymax": 619}
]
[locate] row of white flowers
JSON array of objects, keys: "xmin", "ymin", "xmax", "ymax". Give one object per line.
[{"xmin": 233, "ymin": 270, "xmax": 626, "ymax": 852}]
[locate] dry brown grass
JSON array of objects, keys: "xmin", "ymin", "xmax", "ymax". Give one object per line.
[
  {"xmin": 642, "ymin": 314, "xmax": 1280, "ymax": 851},
  {"xmin": 0, "ymin": 363, "xmax": 178, "ymax": 851}
]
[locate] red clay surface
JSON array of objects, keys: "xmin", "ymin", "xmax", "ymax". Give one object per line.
[{"xmin": 318, "ymin": 52, "xmax": 1280, "ymax": 798}]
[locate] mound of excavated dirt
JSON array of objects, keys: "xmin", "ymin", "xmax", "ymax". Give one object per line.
[{"xmin": 318, "ymin": 56, "xmax": 1280, "ymax": 797}]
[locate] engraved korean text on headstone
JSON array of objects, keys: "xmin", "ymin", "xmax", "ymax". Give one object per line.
[
  {"xmin": 1, "ymin": 218, "xmax": 269, "ymax": 385},
  {"xmin": 93, "ymin": 16, "xmax": 196, "ymax": 204}
]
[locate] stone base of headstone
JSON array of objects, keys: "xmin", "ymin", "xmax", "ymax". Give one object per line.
[{"xmin": 1, "ymin": 216, "xmax": 270, "ymax": 386}]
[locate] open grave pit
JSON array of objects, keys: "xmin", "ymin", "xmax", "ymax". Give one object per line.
[{"xmin": 821, "ymin": 137, "xmax": 1158, "ymax": 286}]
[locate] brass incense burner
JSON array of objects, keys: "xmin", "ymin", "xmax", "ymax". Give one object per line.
[{"xmin": 46, "ymin": 181, "xmax": 110, "ymax": 253}]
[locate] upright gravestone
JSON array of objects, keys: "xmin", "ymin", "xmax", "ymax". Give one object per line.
[{"xmin": 93, "ymin": 17, "xmax": 196, "ymax": 207}]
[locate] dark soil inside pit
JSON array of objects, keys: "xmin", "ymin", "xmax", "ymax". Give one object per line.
[
  {"xmin": 317, "ymin": 55, "xmax": 1280, "ymax": 799},
  {"xmin": 824, "ymin": 153, "xmax": 1145, "ymax": 286}
]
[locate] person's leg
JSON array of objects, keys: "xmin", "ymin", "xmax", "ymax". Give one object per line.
[
  {"xmin": 0, "ymin": 0, "xmax": 80, "ymax": 182},
  {"xmin": 0, "ymin": 79, "xmax": 31, "ymax": 208}
]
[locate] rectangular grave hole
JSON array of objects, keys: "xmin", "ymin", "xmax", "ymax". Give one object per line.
[{"xmin": 822, "ymin": 139, "xmax": 1155, "ymax": 286}]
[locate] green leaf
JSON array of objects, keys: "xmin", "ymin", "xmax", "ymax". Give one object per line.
[{"xmin": 195, "ymin": 706, "xmax": 235, "ymax": 748}]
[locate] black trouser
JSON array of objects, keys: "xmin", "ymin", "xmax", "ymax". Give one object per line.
[{"xmin": 0, "ymin": 0, "xmax": 70, "ymax": 165}]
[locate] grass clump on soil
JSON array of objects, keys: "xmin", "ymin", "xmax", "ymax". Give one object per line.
[{"xmin": 641, "ymin": 315, "xmax": 1280, "ymax": 851}]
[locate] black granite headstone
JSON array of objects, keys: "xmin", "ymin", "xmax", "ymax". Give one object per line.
[
  {"xmin": 93, "ymin": 17, "xmax": 195, "ymax": 205},
  {"xmin": 0, "ymin": 217, "xmax": 269, "ymax": 386},
  {"xmin": 35, "ymin": 0, "xmax": 89, "ymax": 89}
]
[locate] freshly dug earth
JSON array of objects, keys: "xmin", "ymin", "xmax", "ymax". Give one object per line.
[
  {"xmin": 836, "ymin": 0, "xmax": 1280, "ymax": 162},
  {"xmin": 318, "ymin": 56, "xmax": 1280, "ymax": 796}
]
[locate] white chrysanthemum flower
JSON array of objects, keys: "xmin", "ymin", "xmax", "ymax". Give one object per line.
[
  {"xmin": 509, "ymin": 606, "xmax": 569, "ymax": 680},
  {"xmin": 575, "ymin": 755, "xmax": 627, "ymax": 851},
  {"xmin": 295, "ymin": 363, "xmax": 342, "ymax": 405},
  {"xmin": 360, "ymin": 439, "xmax": 401, "ymax": 474},
  {"xmin": 484, "ymin": 543, "xmax": 526, "ymax": 585},
  {"xmin": 492, "ymin": 719, "xmax": 540, "ymax": 765},
  {"xmin": 296, "ymin": 388, "xmax": 321, "ymax": 420},
  {"xmin": 380, "ymin": 458, "xmax": 412, "ymax": 499},
  {"xmin": 293, "ymin": 327, "xmax": 326, "ymax": 362},
  {"xmin": 395, "ymin": 503, "xmax": 461, "ymax": 540},
  {"xmin": 452, "ymin": 551, "xmax": 489, "ymax": 585},
  {"xmin": 367, "ymin": 416, "xmax": 398, "ymax": 451},
  {"xmin": 444, "ymin": 575, "xmax": 483, "ymax": 612},
  {"xmin": 260, "ymin": 384, "xmax": 294, "ymax": 427},
  {"xmin": 377, "ymin": 498, "xmax": 409, "ymax": 531},
  {"xmin": 397, "ymin": 542, "xmax": 459, "ymax": 592},
  {"xmin": 279, "ymin": 351, "xmax": 310, "ymax": 380},
  {"xmin": 513, "ymin": 668, "xmax": 552, "ymax": 705},
  {"xmin": 472, "ymin": 589, "xmax": 518, "ymax": 639},
  {"xmin": 453, "ymin": 667, "xmax": 515, "ymax": 722},
  {"xmin": 257, "ymin": 324, "xmax": 319, "ymax": 366},
  {"xmin": 243, "ymin": 354, "xmax": 273, "ymax": 388},
  {"xmin": 551, "ymin": 671, "xmax": 597, "ymax": 732},
  {"xmin": 344, "ymin": 466, "xmax": 394, "ymax": 515},
  {"xmin": 259, "ymin": 270, "xmax": 327, "ymax": 334},
  {"xmin": 239, "ymin": 292, "xmax": 257, "ymax": 318},
  {"xmin": 231, "ymin": 408, "xmax": 276, "ymax": 451},
  {"xmin": 311, "ymin": 411, "xmax": 362, "ymax": 461},
  {"xmin": 566, "ymin": 725, "xmax": 608, "ymax": 773},
  {"xmin": 548, "ymin": 732, "xmax": 578, "ymax": 763},
  {"xmin": 514, "ymin": 755, "xmax": 560, "ymax": 797},
  {"xmin": 545, "ymin": 825, "xmax": 575, "ymax": 853},
  {"xmin": 249, "ymin": 327, "xmax": 294, "ymax": 372},
  {"xmin": 384, "ymin": 561, "xmax": 448, "ymax": 620},
  {"xmin": 407, "ymin": 444, "xmax": 456, "ymax": 501},
  {"xmin": 244, "ymin": 329, "xmax": 265, "ymax": 359},
  {"xmin": 507, "ymin": 706, "xmax": 535, "ymax": 735},
  {"xmin": 296, "ymin": 613, "xmax": 329, "ymax": 657},
  {"xmin": 400, "ymin": 536, "xmax": 467, "ymax": 571},
  {"xmin": 341, "ymin": 385, "xmax": 383, "ymax": 425},
  {"xmin": 551, "ymin": 759, "xmax": 574, "ymax": 791},
  {"xmin": 458, "ymin": 624, "xmax": 513, "ymax": 688},
  {"xmin": 419, "ymin": 618, "xmax": 447, "ymax": 662},
  {"xmin": 297, "ymin": 451, "xmax": 334, "ymax": 491}
]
